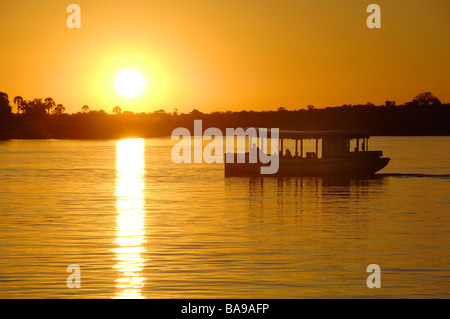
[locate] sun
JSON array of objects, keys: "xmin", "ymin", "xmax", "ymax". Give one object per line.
[{"xmin": 115, "ymin": 70, "xmax": 146, "ymax": 98}]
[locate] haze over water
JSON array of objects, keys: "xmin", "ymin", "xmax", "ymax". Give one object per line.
[{"xmin": 0, "ymin": 136, "xmax": 449, "ymax": 298}]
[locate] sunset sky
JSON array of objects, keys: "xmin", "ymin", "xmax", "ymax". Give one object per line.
[{"xmin": 1, "ymin": 0, "xmax": 449, "ymax": 114}]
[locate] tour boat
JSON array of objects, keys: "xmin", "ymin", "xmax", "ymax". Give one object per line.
[{"xmin": 224, "ymin": 129, "xmax": 390, "ymax": 176}]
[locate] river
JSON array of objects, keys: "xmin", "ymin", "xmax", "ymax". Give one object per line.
[{"xmin": 0, "ymin": 136, "xmax": 449, "ymax": 298}]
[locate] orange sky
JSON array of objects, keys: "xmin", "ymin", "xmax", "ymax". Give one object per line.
[{"xmin": 1, "ymin": 0, "xmax": 449, "ymax": 114}]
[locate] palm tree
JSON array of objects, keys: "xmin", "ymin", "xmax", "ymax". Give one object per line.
[
  {"xmin": 14, "ymin": 96, "xmax": 23, "ymax": 114},
  {"xmin": 53, "ymin": 104, "xmax": 65, "ymax": 116},
  {"xmin": 44, "ymin": 97, "xmax": 56, "ymax": 115},
  {"xmin": 20, "ymin": 100, "xmax": 31, "ymax": 114},
  {"xmin": 81, "ymin": 105, "xmax": 89, "ymax": 113}
]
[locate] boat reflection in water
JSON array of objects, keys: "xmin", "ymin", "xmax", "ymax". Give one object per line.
[{"xmin": 113, "ymin": 139, "xmax": 146, "ymax": 299}]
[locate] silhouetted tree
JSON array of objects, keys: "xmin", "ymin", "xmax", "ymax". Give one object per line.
[
  {"xmin": 44, "ymin": 97, "xmax": 56, "ymax": 115},
  {"xmin": 20, "ymin": 100, "xmax": 31, "ymax": 114},
  {"xmin": 112, "ymin": 106, "xmax": 122, "ymax": 114},
  {"xmin": 153, "ymin": 109, "xmax": 167, "ymax": 115},
  {"xmin": 190, "ymin": 109, "xmax": 203, "ymax": 117},
  {"xmin": 0, "ymin": 92, "xmax": 12, "ymax": 139},
  {"xmin": 385, "ymin": 100, "xmax": 396, "ymax": 106},
  {"xmin": 14, "ymin": 96, "xmax": 24, "ymax": 114},
  {"xmin": 0, "ymin": 92, "xmax": 12, "ymax": 116},
  {"xmin": 53, "ymin": 104, "xmax": 65, "ymax": 116},
  {"xmin": 26, "ymin": 98, "xmax": 46, "ymax": 117},
  {"xmin": 414, "ymin": 92, "xmax": 441, "ymax": 106},
  {"xmin": 2, "ymin": 90, "xmax": 450, "ymax": 139}
]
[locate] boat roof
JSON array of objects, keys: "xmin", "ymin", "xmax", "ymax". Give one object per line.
[{"xmin": 254, "ymin": 129, "xmax": 370, "ymax": 139}]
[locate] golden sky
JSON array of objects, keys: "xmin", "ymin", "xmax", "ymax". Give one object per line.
[{"xmin": 1, "ymin": 0, "xmax": 449, "ymax": 114}]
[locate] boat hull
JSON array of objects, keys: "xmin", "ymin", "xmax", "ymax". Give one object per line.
[{"xmin": 224, "ymin": 156, "xmax": 390, "ymax": 177}]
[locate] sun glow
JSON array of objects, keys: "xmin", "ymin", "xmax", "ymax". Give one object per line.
[{"xmin": 115, "ymin": 70, "xmax": 146, "ymax": 98}]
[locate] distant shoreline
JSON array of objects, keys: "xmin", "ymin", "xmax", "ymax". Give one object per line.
[
  {"xmin": 2, "ymin": 133, "xmax": 450, "ymax": 141},
  {"xmin": 1, "ymin": 92, "xmax": 449, "ymax": 139}
]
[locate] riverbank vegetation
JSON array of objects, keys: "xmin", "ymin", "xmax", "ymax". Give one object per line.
[{"xmin": 1, "ymin": 91, "xmax": 448, "ymax": 139}]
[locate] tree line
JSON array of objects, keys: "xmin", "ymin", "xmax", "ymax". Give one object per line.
[{"xmin": 0, "ymin": 91, "xmax": 449, "ymax": 139}]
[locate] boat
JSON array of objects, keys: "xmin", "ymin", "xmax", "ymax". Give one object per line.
[{"xmin": 224, "ymin": 129, "xmax": 390, "ymax": 176}]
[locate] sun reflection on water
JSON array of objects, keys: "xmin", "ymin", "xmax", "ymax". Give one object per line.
[{"xmin": 113, "ymin": 138, "xmax": 146, "ymax": 299}]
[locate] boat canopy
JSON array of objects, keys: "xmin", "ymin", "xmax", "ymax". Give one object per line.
[{"xmin": 253, "ymin": 129, "xmax": 370, "ymax": 140}]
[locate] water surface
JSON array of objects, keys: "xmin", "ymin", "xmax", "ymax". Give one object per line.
[{"xmin": 0, "ymin": 137, "xmax": 449, "ymax": 298}]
